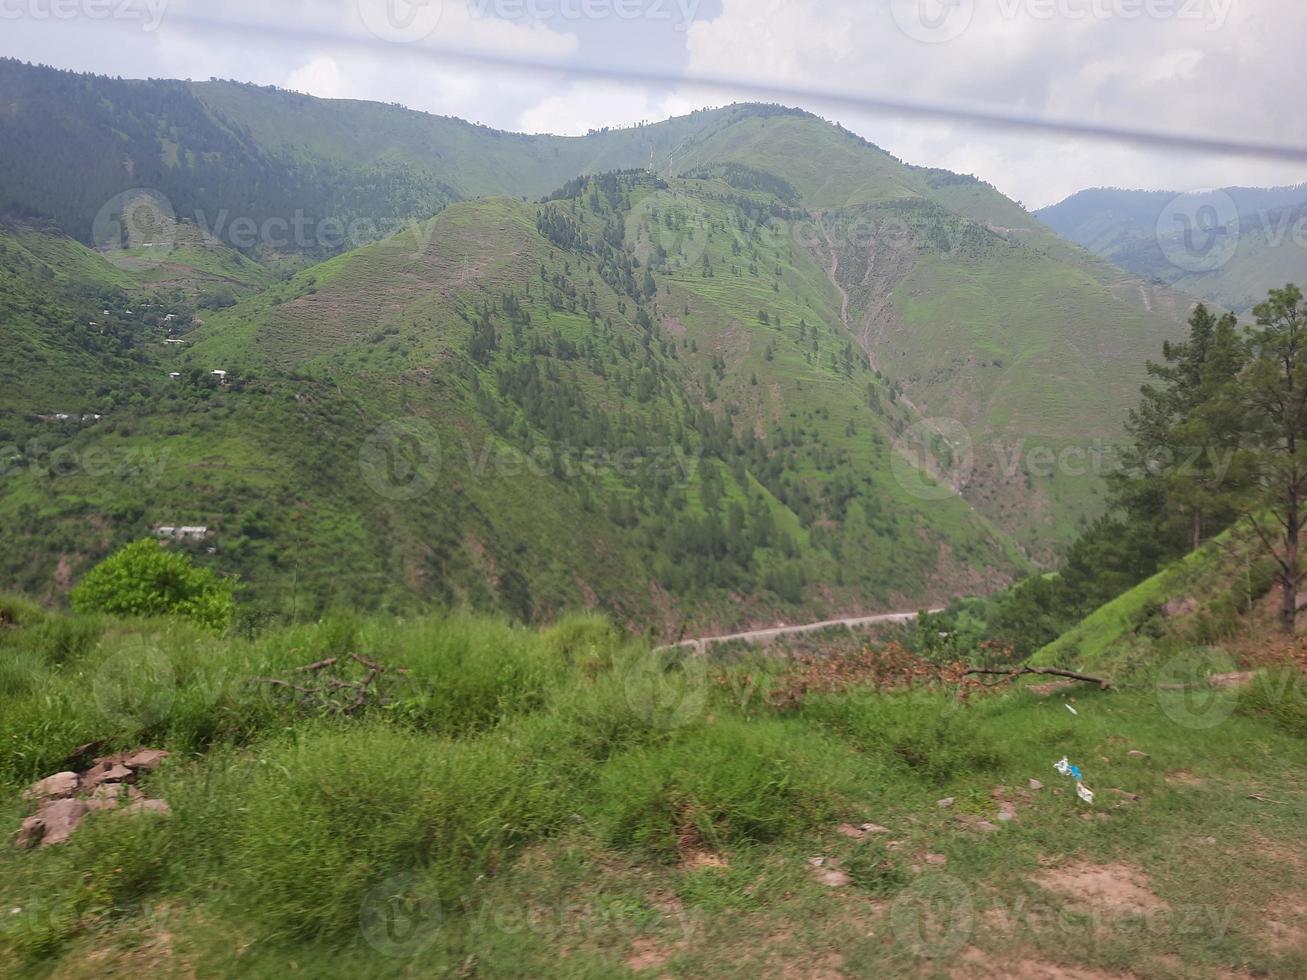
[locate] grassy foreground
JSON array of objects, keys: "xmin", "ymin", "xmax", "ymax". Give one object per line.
[{"xmin": 1, "ymin": 598, "xmax": 1306, "ymax": 978}]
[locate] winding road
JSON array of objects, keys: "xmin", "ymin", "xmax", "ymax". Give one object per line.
[{"xmin": 664, "ymin": 608, "xmax": 945, "ymax": 653}]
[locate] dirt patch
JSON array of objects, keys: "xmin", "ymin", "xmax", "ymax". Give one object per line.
[
  {"xmin": 1262, "ymin": 894, "xmax": 1307, "ymax": 954},
  {"xmin": 950, "ymin": 946, "xmax": 1129, "ymax": 978},
  {"xmin": 1246, "ymin": 833, "xmax": 1307, "ymax": 871},
  {"xmin": 1030, "ymin": 862, "xmax": 1167, "ymax": 917},
  {"xmin": 1165, "ymin": 770, "xmax": 1203, "ymax": 787},
  {"xmin": 626, "ymin": 936, "xmax": 672, "ymax": 972},
  {"xmin": 779, "ymin": 951, "xmax": 845, "ymax": 979}
]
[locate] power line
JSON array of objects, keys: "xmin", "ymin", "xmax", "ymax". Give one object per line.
[{"xmin": 156, "ymin": 10, "xmax": 1307, "ymax": 163}]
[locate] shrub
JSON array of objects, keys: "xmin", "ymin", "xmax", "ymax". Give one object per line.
[
  {"xmin": 202, "ymin": 726, "xmax": 568, "ymax": 940},
  {"xmin": 70, "ymin": 540, "xmax": 234, "ymax": 632},
  {"xmin": 590, "ymin": 719, "xmax": 846, "ymax": 860}
]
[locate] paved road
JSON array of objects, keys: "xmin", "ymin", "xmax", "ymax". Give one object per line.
[{"xmin": 663, "ymin": 608, "xmax": 945, "ymax": 652}]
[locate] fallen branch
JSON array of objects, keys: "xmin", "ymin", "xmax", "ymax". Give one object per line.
[
  {"xmin": 964, "ymin": 666, "xmax": 1113, "ymax": 690},
  {"xmin": 250, "ymin": 653, "xmax": 400, "ymax": 715}
]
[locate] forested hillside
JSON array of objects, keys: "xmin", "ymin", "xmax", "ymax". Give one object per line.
[{"xmin": 0, "ymin": 61, "xmax": 1204, "ymax": 627}]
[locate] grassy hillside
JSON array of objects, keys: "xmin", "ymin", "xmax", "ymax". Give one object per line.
[
  {"xmin": 1, "ymin": 600, "xmax": 1305, "ymax": 977},
  {"xmin": 808, "ymin": 196, "xmax": 1191, "ymax": 558}
]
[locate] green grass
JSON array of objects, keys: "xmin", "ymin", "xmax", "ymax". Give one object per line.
[
  {"xmin": 1, "ymin": 603, "xmax": 1305, "ymax": 978},
  {"xmin": 1033, "ymin": 524, "xmax": 1274, "ymax": 671}
]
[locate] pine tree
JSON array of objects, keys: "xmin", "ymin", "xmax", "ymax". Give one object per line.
[{"xmin": 1242, "ymin": 285, "xmax": 1307, "ymax": 633}]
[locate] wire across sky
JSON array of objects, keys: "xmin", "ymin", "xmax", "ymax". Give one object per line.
[{"xmin": 148, "ymin": 9, "xmax": 1307, "ymax": 164}]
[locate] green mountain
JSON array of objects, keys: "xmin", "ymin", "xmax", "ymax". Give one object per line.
[
  {"xmin": 0, "ymin": 61, "xmax": 1202, "ymax": 625},
  {"xmin": 1036, "ymin": 185, "xmax": 1307, "ymax": 314}
]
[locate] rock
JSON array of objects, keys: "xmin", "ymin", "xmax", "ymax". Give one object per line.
[
  {"xmin": 1127, "ymin": 750, "xmax": 1149, "ymax": 760},
  {"xmin": 122, "ymin": 798, "xmax": 170, "ymax": 818},
  {"xmin": 837, "ymin": 823, "xmax": 866, "ymax": 840},
  {"xmin": 955, "ymin": 814, "xmax": 1000, "ymax": 834},
  {"xmin": 13, "ymin": 816, "xmax": 43, "ymax": 850},
  {"xmin": 1028, "ymin": 779, "xmax": 1043, "ymax": 791},
  {"xmin": 996, "ymin": 802, "xmax": 1018, "ymax": 823},
  {"xmin": 924, "ymin": 853, "xmax": 948, "ymax": 865},
  {"xmin": 937, "ymin": 797, "xmax": 955, "ymax": 809},
  {"xmin": 81, "ymin": 761, "xmax": 134, "ymax": 790},
  {"xmin": 817, "ymin": 869, "xmax": 851, "ymax": 887},
  {"xmin": 86, "ymin": 784, "xmax": 122, "ymax": 812},
  {"xmin": 1108, "ymin": 788, "xmax": 1141, "ymax": 803},
  {"xmin": 24, "ymin": 771, "xmax": 78, "ymax": 801},
  {"xmin": 35, "ymin": 798, "xmax": 88, "ymax": 846},
  {"xmin": 860, "ymin": 822, "xmax": 891, "ymax": 835},
  {"xmin": 123, "ymin": 749, "xmax": 169, "ymax": 771},
  {"xmin": 807, "ymin": 856, "xmax": 827, "ymax": 868}
]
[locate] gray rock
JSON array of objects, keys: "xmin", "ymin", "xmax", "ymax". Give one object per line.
[{"xmin": 937, "ymin": 797, "xmax": 955, "ymax": 808}]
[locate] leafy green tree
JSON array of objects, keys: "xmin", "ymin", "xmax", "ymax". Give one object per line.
[
  {"xmin": 70, "ymin": 539, "xmax": 234, "ymax": 632},
  {"xmin": 1241, "ymin": 285, "xmax": 1307, "ymax": 633}
]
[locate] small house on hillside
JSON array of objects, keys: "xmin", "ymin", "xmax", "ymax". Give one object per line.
[{"xmin": 152, "ymin": 526, "xmax": 211, "ymax": 542}]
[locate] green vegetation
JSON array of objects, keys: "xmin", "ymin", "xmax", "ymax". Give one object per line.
[
  {"xmin": 70, "ymin": 540, "xmax": 234, "ymax": 632},
  {"xmin": 1, "ymin": 603, "xmax": 1305, "ymax": 977}
]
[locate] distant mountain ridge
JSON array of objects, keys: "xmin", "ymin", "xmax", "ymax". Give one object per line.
[{"xmin": 1036, "ymin": 183, "xmax": 1307, "ymax": 313}]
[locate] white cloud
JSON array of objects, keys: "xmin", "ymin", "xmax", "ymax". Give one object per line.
[
  {"xmin": 0, "ymin": 0, "xmax": 1303, "ymax": 206},
  {"xmin": 286, "ymin": 55, "xmax": 345, "ymax": 98}
]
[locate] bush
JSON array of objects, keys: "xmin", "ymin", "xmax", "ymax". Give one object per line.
[
  {"xmin": 590, "ymin": 719, "xmax": 847, "ymax": 860},
  {"xmin": 199, "ymin": 726, "xmax": 568, "ymax": 940},
  {"xmin": 70, "ymin": 540, "xmax": 234, "ymax": 632}
]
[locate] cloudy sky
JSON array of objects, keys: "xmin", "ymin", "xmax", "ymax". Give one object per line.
[{"xmin": 3, "ymin": 0, "xmax": 1304, "ymax": 208}]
